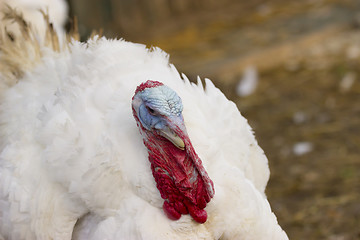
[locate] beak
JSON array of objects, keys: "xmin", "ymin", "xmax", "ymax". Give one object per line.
[
  {"xmin": 159, "ymin": 126, "xmax": 185, "ymax": 150},
  {"xmin": 156, "ymin": 115, "xmax": 187, "ymax": 150}
]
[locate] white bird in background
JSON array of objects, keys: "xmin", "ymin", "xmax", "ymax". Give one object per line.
[{"xmin": 0, "ymin": 1, "xmax": 288, "ymax": 240}]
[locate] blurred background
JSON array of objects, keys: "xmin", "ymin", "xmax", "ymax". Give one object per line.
[{"xmin": 66, "ymin": 0, "xmax": 360, "ymax": 239}]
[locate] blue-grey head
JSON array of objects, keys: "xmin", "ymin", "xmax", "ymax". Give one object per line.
[{"xmin": 132, "ymin": 80, "xmax": 185, "ymax": 149}]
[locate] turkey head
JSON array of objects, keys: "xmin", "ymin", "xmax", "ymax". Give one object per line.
[{"xmin": 132, "ymin": 80, "xmax": 214, "ymax": 223}]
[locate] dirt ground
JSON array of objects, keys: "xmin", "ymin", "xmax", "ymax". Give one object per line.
[{"xmin": 68, "ymin": 0, "xmax": 360, "ymax": 239}]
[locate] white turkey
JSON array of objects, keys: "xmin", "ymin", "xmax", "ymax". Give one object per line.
[{"xmin": 0, "ymin": 5, "xmax": 289, "ymax": 240}]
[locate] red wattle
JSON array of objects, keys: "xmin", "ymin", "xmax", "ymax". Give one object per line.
[
  {"xmin": 189, "ymin": 207, "xmax": 207, "ymax": 224},
  {"xmin": 132, "ymin": 97, "xmax": 215, "ymax": 224},
  {"xmin": 163, "ymin": 201, "xmax": 181, "ymax": 220},
  {"xmin": 145, "ymin": 133, "xmax": 213, "ymax": 223}
]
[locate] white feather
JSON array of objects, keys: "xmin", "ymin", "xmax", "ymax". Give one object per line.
[{"xmin": 0, "ymin": 36, "xmax": 288, "ymax": 239}]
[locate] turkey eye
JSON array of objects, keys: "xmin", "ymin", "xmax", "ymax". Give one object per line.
[{"xmin": 146, "ymin": 106, "xmax": 156, "ymax": 115}]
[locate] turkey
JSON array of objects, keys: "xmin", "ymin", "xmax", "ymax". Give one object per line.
[{"xmin": 0, "ymin": 5, "xmax": 289, "ymax": 240}]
